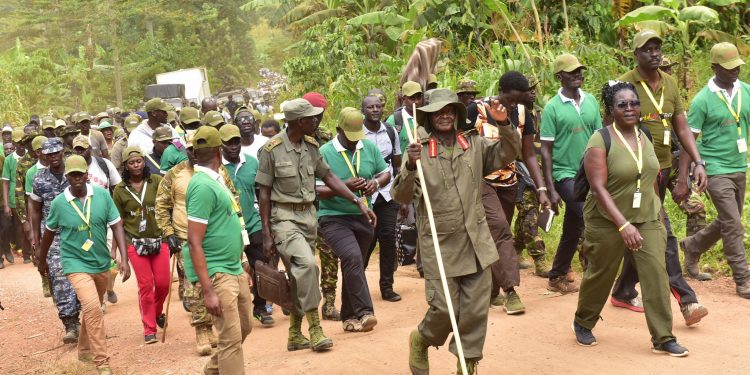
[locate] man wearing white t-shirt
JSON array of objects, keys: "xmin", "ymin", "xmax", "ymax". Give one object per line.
[
  {"xmin": 236, "ymin": 107, "xmax": 268, "ymax": 160},
  {"xmin": 129, "ymin": 98, "xmax": 180, "ymax": 155}
]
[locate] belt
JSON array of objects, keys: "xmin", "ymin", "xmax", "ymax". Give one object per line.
[{"xmin": 275, "ymin": 202, "xmax": 313, "ymax": 212}]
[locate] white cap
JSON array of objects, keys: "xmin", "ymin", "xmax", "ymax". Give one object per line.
[{"xmin": 2, "ymin": 125, "xmax": 12, "ymax": 133}]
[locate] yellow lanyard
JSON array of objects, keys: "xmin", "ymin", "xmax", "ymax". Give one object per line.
[
  {"xmin": 715, "ymin": 90, "xmax": 743, "ymax": 137},
  {"xmin": 197, "ymin": 170, "xmax": 244, "ymax": 223},
  {"xmin": 612, "ymin": 124, "xmax": 643, "ymax": 192},
  {"xmin": 70, "ymin": 196, "xmax": 92, "ymax": 238},
  {"xmin": 124, "ymin": 181, "xmax": 148, "ymax": 220},
  {"xmin": 639, "ymin": 81, "xmax": 670, "ymax": 129},
  {"xmin": 340, "ymin": 150, "xmax": 368, "ymax": 206},
  {"xmin": 145, "ymin": 154, "xmax": 160, "ymax": 170}
]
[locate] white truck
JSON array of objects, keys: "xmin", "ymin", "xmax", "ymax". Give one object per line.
[{"xmin": 152, "ymin": 68, "xmax": 211, "ymax": 108}]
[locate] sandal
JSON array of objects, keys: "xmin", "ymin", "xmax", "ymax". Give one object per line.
[{"xmin": 342, "ymin": 318, "xmax": 363, "ymax": 332}]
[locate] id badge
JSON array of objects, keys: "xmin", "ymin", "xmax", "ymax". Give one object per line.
[
  {"xmin": 632, "ymin": 192, "xmax": 642, "ymax": 209},
  {"xmin": 738, "ymin": 138, "xmax": 747, "ymax": 153},
  {"xmin": 81, "ymin": 239, "xmax": 94, "ymax": 251},
  {"xmin": 662, "ymin": 130, "xmax": 670, "ymax": 146},
  {"xmin": 241, "ymin": 230, "xmax": 250, "ymax": 246},
  {"xmin": 138, "ymin": 219, "xmax": 147, "ymax": 233}
]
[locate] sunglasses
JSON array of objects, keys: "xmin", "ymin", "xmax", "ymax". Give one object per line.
[
  {"xmin": 236, "ymin": 116, "xmax": 255, "ymax": 124},
  {"xmin": 615, "ymin": 100, "xmax": 641, "ymax": 110}
]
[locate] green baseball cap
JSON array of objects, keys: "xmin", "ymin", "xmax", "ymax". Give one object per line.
[
  {"xmin": 402, "ymin": 81, "xmax": 422, "ymax": 97},
  {"xmin": 711, "ymin": 42, "xmax": 745, "ymax": 70},
  {"xmin": 192, "ymin": 126, "xmax": 221, "ymax": 150},
  {"xmin": 72, "ymin": 134, "xmax": 90, "ymax": 149},
  {"xmin": 76, "ymin": 112, "xmax": 92, "ymax": 123},
  {"xmin": 456, "ymin": 79, "xmax": 480, "ymax": 94},
  {"xmin": 11, "ymin": 129, "xmax": 24, "ymax": 142},
  {"xmin": 338, "ymin": 107, "xmax": 365, "ymax": 142},
  {"xmin": 283, "ymin": 98, "xmax": 324, "ymax": 122},
  {"xmin": 219, "ymin": 124, "xmax": 241, "ymax": 142},
  {"xmin": 180, "ymin": 107, "xmax": 200, "ymax": 125},
  {"xmin": 65, "ymin": 155, "xmax": 88, "ymax": 175},
  {"xmin": 124, "ymin": 114, "xmax": 141, "ymax": 132},
  {"xmin": 122, "ymin": 146, "xmax": 144, "ymax": 162},
  {"xmin": 98, "ymin": 120, "xmax": 113, "ymax": 130},
  {"xmin": 145, "ymin": 97, "xmax": 169, "ymax": 112},
  {"xmin": 41, "ymin": 116, "xmax": 56, "ymax": 129},
  {"xmin": 202, "ymin": 111, "xmax": 225, "ymax": 127},
  {"xmin": 32, "ymin": 136, "xmax": 48, "ymax": 151},
  {"xmin": 153, "ymin": 126, "xmax": 173, "ymax": 142},
  {"xmin": 632, "ymin": 29, "xmax": 662, "ymax": 50},
  {"xmin": 553, "ymin": 53, "xmax": 586, "ymax": 73},
  {"xmin": 167, "ymin": 110, "xmax": 176, "ymax": 123}
]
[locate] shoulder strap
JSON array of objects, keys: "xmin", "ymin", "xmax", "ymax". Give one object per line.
[
  {"xmin": 385, "ymin": 124, "xmax": 396, "ymax": 154},
  {"xmin": 394, "ymin": 108, "xmax": 404, "ymax": 131},
  {"xmin": 639, "ymin": 125, "xmax": 654, "ymax": 142},
  {"xmin": 600, "ymin": 127, "xmax": 612, "ymax": 156},
  {"xmin": 94, "ymin": 156, "xmax": 110, "ymax": 185}
]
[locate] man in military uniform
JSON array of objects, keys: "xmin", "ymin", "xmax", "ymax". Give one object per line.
[
  {"xmin": 29, "ymin": 138, "xmax": 81, "ymax": 344},
  {"xmin": 41, "ymin": 116, "xmax": 57, "ymax": 138},
  {"xmin": 14, "ymin": 129, "xmax": 39, "ymax": 263},
  {"xmin": 61, "ymin": 123, "xmax": 81, "ymax": 157},
  {"xmin": 111, "ymin": 114, "xmax": 140, "ymax": 171},
  {"xmin": 257, "ymin": 98, "xmax": 376, "ymax": 352}
]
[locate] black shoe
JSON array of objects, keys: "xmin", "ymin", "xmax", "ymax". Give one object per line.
[
  {"xmin": 254, "ymin": 310, "xmax": 275, "ymax": 326},
  {"xmin": 652, "ymin": 340, "xmax": 689, "ymax": 357},
  {"xmin": 144, "ymin": 334, "xmax": 158, "ymax": 344},
  {"xmin": 157, "ymin": 313, "xmax": 166, "ymax": 329},
  {"xmin": 572, "ymin": 322, "xmax": 597, "ymax": 347},
  {"xmin": 382, "ymin": 290, "xmax": 402, "ymax": 302}
]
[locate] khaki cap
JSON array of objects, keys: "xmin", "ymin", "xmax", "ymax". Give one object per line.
[
  {"xmin": 632, "ymin": 29, "xmax": 662, "ymax": 50},
  {"xmin": 65, "ymin": 155, "xmax": 88, "ymax": 175},
  {"xmin": 54, "ymin": 119, "xmax": 66, "ymax": 128},
  {"xmin": 202, "ymin": 111, "xmax": 225, "ymax": 127},
  {"xmin": 32, "ymin": 136, "xmax": 48, "ymax": 151},
  {"xmin": 62, "ymin": 123, "xmax": 81, "ymax": 136},
  {"xmin": 283, "ymin": 98, "xmax": 324, "ymax": 122},
  {"xmin": 456, "ymin": 79, "xmax": 480, "ymax": 94},
  {"xmin": 124, "ymin": 114, "xmax": 141, "ymax": 131},
  {"xmin": 184, "ymin": 131, "xmax": 195, "ymax": 148},
  {"xmin": 553, "ymin": 54, "xmax": 586, "ymax": 73},
  {"xmin": 219, "ymin": 124, "xmax": 241, "ymax": 142},
  {"xmin": 76, "ymin": 112, "xmax": 92, "ymax": 123},
  {"xmin": 428, "ymin": 74, "xmax": 438, "ymax": 84},
  {"xmin": 180, "ymin": 107, "xmax": 200, "ymax": 125},
  {"xmin": 711, "ymin": 42, "xmax": 745, "ymax": 70},
  {"xmin": 153, "ymin": 126, "xmax": 173, "ymax": 142},
  {"xmin": 122, "ymin": 146, "xmax": 144, "ymax": 162},
  {"xmin": 72, "ymin": 134, "xmax": 90, "ymax": 149},
  {"xmin": 338, "ymin": 107, "xmax": 365, "ymax": 142},
  {"xmin": 402, "ymin": 81, "xmax": 422, "ymax": 97},
  {"xmin": 41, "ymin": 116, "xmax": 56, "ymax": 129},
  {"xmin": 193, "ymin": 126, "xmax": 221, "ymax": 150},
  {"xmin": 167, "ymin": 110, "xmax": 176, "ymax": 123},
  {"xmin": 11, "ymin": 129, "xmax": 24, "ymax": 142},
  {"xmin": 660, "ymin": 57, "xmax": 677, "ymax": 68},
  {"xmin": 145, "ymin": 97, "xmax": 169, "ymax": 112}
]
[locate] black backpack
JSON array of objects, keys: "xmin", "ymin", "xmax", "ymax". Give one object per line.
[{"xmin": 572, "ymin": 126, "xmax": 652, "ymax": 202}]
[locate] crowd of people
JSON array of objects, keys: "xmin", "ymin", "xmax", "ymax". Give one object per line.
[{"xmin": 0, "ymin": 31, "xmax": 748, "ymax": 375}]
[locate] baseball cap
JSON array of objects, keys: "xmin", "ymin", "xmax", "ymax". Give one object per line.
[
  {"xmin": 219, "ymin": 124, "xmax": 241, "ymax": 142},
  {"xmin": 153, "ymin": 126, "xmax": 173, "ymax": 142},
  {"xmin": 428, "ymin": 74, "xmax": 438, "ymax": 85},
  {"xmin": 632, "ymin": 29, "xmax": 662, "ymax": 50},
  {"xmin": 145, "ymin": 97, "xmax": 169, "ymax": 112},
  {"xmin": 302, "ymin": 92, "xmax": 327, "ymax": 109},
  {"xmin": 338, "ymin": 107, "xmax": 365, "ymax": 142},
  {"xmin": 65, "ymin": 155, "xmax": 88, "ymax": 175},
  {"xmin": 76, "ymin": 112, "xmax": 92, "ymax": 123},
  {"xmin": 711, "ymin": 42, "xmax": 745, "ymax": 70},
  {"xmin": 42, "ymin": 116, "xmax": 56, "ymax": 129},
  {"xmin": 402, "ymin": 81, "xmax": 422, "ymax": 97},
  {"xmin": 180, "ymin": 107, "xmax": 200, "ymax": 125},
  {"xmin": 553, "ymin": 54, "xmax": 586, "ymax": 73},
  {"xmin": 283, "ymin": 98, "xmax": 324, "ymax": 122},
  {"xmin": 41, "ymin": 138, "xmax": 64, "ymax": 155},
  {"xmin": 62, "ymin": 123, "xmax": 81, "ymax": 136},
  {"xmin": 202, "ymin": 111, "xmax": 225, "ymax": 127},
  {"xmin": 192, "ymin": 126, "xmax": 222, "ymax": 150},
  {"xmin": 124, "ymin": 114, "xmax": 141, "ymax": 132},
  {"xmin": 54, "ymin": 119, "xmax": 66, "ymax": 128},
  {"xmin": 32, "ymin": 136, "xmax": 48, "ymax": 151},
  {"xmin": 660, "ymin": 57, "xmax": 677, "ymax": 68},
  {"xmin": 456, "ymin": 79, "xmax": 480, "ymax": 94},
  {"xmin": 184, "ymin": 131, "xmax": 195, "ymax": 148},
  {"xmin": 167, "ymin": 110, "xmax": 176, "ymax": 123},
  {"xmin": 72, "ymin": 134, "xmax": 90, "ymax": 149},
  {"xmin": 2, "ymin": 125, "xmax": 13, "ymax": 133},
  {"xmin": 122, "ymin": 146, "xmax": 144, "ymax": 162},
  {"xmin": 11, "ymin": 129, "xmax": 24, "ymax": 142},
  {"xmin": 97, "ymin": 121, "xmax": 113, "ymax": 130}
]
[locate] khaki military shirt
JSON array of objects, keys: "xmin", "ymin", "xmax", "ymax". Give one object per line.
[
  {"xmin": 14, "ymin": 152, "xmax": 38, "ymax": 222},
  {"xmin": 256, "ymin": 130, "xmax": 330, "ymax": 204}
]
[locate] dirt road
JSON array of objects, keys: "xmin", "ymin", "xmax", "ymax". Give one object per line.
[{"xmin": 0, "ymin": 259, "xmax": 748, "ymax": 374}]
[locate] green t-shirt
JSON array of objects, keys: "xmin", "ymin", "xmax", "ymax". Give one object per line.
[
  {"xmin": 1, "ymin": 152, "xmax": 19, "ymax": 208},
  {"xmin": 318, "ymin": 138, "xmax": 389, "ymax": 217},
  {"xmin": 540, "ymin": 90, "xmax": 602, "ymax": 181},
  {"xmin": 184, "ymin": 167, "xmax": 244, "ymax": 283},
  {"xmin": 112, "ymin": 174, "xmax": 164, "ymax": 240},
  {"xmin": 386, "ymin": 109, "xmax": 414, "ymax": 154},
  {"xmin": 223, "ymin": 153, "xmax": 262, "ymax": 234},
  {"xmin": 46, "ymin": 184, "xmax": 121, "ymax": 274},
  {"xmin": 619, "ymin": 68, "xmax": 684, "ymax": 169},
  {"xmin": 160, "ymin": 144, "xmax": 188, "ymax": 173},
  {"xmin": 25, "ymin": 163, "xmax": 44, "ymax": 195},
  {"xmin": 0, "ymin": 154, "xmax": 4, "ymax": 209},
  {"xmin": 584, "ymin": 129, "xmax": 661, "ymax": 224},
  {"xmin": 688, "ymin": 80, "xmax": 750, "ymax": 176}
]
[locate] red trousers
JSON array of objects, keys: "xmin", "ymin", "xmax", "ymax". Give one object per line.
[{"xmin": 128, "ymin": 243, "xmax": 170, "ymax": 335}]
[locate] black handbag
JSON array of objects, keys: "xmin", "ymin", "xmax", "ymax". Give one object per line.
[{"xmin": 132, "ymin": 237, "xmax": 162, "ymax": 256}]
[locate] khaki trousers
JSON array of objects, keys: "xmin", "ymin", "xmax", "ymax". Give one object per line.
[
  {"xmin": 203, "ymin": 273, "xmax": 253, "ymax": 375},
  {"xmin": 67, "ymin": 272, "xmax": 110, "ymax": 368}
]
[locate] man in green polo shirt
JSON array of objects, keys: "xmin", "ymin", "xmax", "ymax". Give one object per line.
[
  {"xmin": 540, "ymin": 53, "xmax": 602, "ymax": 294},
  {"xmin": 2, "ymin": 129, "xmax": 26, "ymax": 263},
  {"xmin": 680, "ymin": 42, "xmax": 750, "ymax": 299},
  {"xmin": 612, "ymin": 30, "xmax": 708, "ymax": 324},
  {"xmin": 37, "ymin": 155, "xmax": 130, "ymax": 375},
  {"xmin": 186, "ymin": 126, "xmax": 253, "ymax": 375}
]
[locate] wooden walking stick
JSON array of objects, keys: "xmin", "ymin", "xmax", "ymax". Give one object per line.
[
  {"xmin": 161, "ymin": 255, "xmax": 177, "ymax": 343},
  {"xmin": 406, "ymin": 104, "xmax": 468, "ymax": 375}
]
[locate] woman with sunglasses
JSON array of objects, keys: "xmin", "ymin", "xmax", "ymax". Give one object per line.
[
  {"xmin": 112, "ymin": 146, "xmax": 169, "ymax": 344},
  {"xmin": 572, "ymin": 81, "xmax": 688, "ymax": 357}
]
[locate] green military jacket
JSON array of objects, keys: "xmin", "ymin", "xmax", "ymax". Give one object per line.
[
  {"xmin": 14, "ymin": 152, "xmax": 38, "ymax": 222},
  {"xmin": 391, "ymin": 124, "xmax": 521, "ymax": 279}
]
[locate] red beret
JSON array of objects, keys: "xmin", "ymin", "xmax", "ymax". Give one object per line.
[{"xmin": 302, "ymin": 92, "xmax": 327, "ymax": 109}]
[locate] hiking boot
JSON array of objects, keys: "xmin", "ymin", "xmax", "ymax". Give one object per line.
[
  {"xmin": 62, "ymin": 319, "xmax": 79, "ymax": 344},
  {"xmin": 207, "ymin": 326, "xmax": 218, "ymax": 348},
  {"xmin": 533, "ymin": 256, "xmax": 550, "ymax": 278},
  {"xmin": 408, "ymin": 329, "xmax": 429, "ymax": 375},
  {"xmin": 547, "ymin": 276, "xmax": 579, "ymax": 294},
  {"xmin": 680, "ymin": 303, "xmax": 708, "ymax": 326},
  {"xmin": 382, "ymin": 289, "xmax": 402, "ymax": 302},
  {"xmin": 566, "ymin": 268, "xmax": 577, "ymax": 282},
  {"xmin": 490, "ymin": 293, "xmax": 506, "ymax": 307},
  {"xmin": 342, "ymin": 318, "xmax": 363, "ymax": 332},
  {"xmin": 144, "ymin": 334, "xmax": 158, "ymax": 344},
  {"xmin": 157, "ymin": 313, "xmax": 166, "ymax": 329},
  {"xmin": 98, "ymin": 367, "xmax": 113, "ymax": 375},
  {"xmin": 321, "ymin": 298, "xmax": 341, "ymax": 321},
  {"xmin": 736, "ymin": 281, "xmax": 750, "ymax": 299},
  {"xmin": 572, "ymin": 322, "xmax": 597, "ymax": 346},
  {"xmin": 287, "ymin": 313, "xmax": 311, "ymax": 351},
  {"xmin": 610, "ymin": 296, "xmax": 644, "ymax": 313},
  {"xmin": 254, "ymin": 310, "xmax": 275, "ymax": 326},
  {"xmin": 306, "ymin": 310, "xmax": 333, "ymax": 351},
  {"xmin": 78, "ymin": 353, "xmax": 94, "ymax": 363},
  {"xmin": 360, "ymin": 314, "xmax": 377, "ymax": 332},
  {"xmin": 518, "ymin": 256, "xmax": 533, "ymax": 269},
  {"xmin": 106, "ymin": 290, "xmax": 118, "ymax": 304},
  {"xmin": 681, "ymin": 240, "xmax": 711, "ymax": 281},
  {"xmin": 456, "ymin": 358, "xmax": 478, "ymax": 375},
  {"xmin": 195, "ymin": 326, "xmax": 212, "ymax": 356},
  {"xmin": 652, "ymin": 340, "xmax": 689, "ymax": 357},
  {"xmin": 42, "ymin": 277, "xmax": 51, "ymax": 298},
  {"xmin": 503, "ymin": 289, "xmax": 525, "ymax": 315}
]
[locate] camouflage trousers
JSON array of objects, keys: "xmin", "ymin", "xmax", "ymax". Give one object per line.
[
  {"xmin": 513, "ymin": 187, "xmax": 547, "ymax": 259},
  {"xmin": 181, "ymin": 243, "xmax": 212, "ymax": 328},
  {"xmin": 47, "ymin": 237, "xmax": 81, "ymax": 320},
  {"xmin": 316, "ymin": 231, "xmax": 338, "ymax": 301},
  {"xmin": 668, "ymin": 172, "xmax": 708, "ymax": 237},
  {"xmin": 174, "ymin": 248, "xmax": 187, "ymax": 300}
]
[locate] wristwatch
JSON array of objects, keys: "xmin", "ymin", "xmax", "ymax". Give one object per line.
[{"xmin": 694, "ymin": 160, "xmax": 706, "ymax": 168}]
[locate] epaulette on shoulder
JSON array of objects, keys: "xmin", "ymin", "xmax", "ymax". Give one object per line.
[
  {"xmin": 304, "ymin": 135, "xmax": 319, "ymax": 147},
  {"xmin": 460, "ymin": 128, "xmax": 479, "ymax": 137},
  {"xmin": 264, "ymin": 138, "xmax": 283, "ymax": 152}
]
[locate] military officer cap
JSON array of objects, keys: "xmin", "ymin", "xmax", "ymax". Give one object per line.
[
  {"xmin": 283, "ymin": 99, "xmax": 324, "ymax": 122},
  {"xmin": 41, "ymin": 138, "xmax": 64, "ymax": 154}
]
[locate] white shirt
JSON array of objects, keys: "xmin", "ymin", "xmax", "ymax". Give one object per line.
[
  {"xmin": 240, "ymin": 135, "xmax": 269, "ymax": 161},
  {"xmin": 87, "ymin": 157, "xmax": 122, "ymax": 190},
  {"xmin": 557, "ymin": 88, "xmax": 586, "ymax": 114},
  {"xmin": 708, "ymin": 76, "xmax": 740, "ymax": 106},
  {"xmin": 364, "ymin": 122, "xmax": 401, "ymax": 202},
  {"xmin": 128, "ymin": 120, "xmax": 181, "ymax": 154}
]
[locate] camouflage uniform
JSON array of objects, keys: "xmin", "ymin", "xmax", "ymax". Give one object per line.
[
  {"xmin": 182, "ymin": 244, "xmax": 212, "ymax": 327},
  {"xmin": 513, "ymin": 187, "xmax": 546, "ymax": 258},
  {"xmin": 30, "ymin": 168, "xmax": 81, "ymax": 321},
  {"xmin": 668, "ymin": 152, "xmax": 707, "ymax": 237},
  {"xmin": 13, "ymin": 150, "xmax": 37, "ymax": 260},
  {"xmin": 314, "ymin": 128, "xmax": 340, "ymax": 318}
]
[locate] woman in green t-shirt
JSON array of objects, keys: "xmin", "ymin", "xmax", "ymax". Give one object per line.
[
  {"xmin": 573, "ymin": 82, "xmax": 688, "ymax": 357},
  {"xmin": 112, "ymin": 146, "xmax": 168, "ymax": 344}
]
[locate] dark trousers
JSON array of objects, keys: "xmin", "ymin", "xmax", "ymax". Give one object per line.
[
  {"xmin": 244, "ymin": 230, "xmax": 267, "ymax": 313},
  {"xmin": 0, "ymin": 211, "xmax": 11, "ymax": 260},
  {"xmin": 612, "ymin": 168, "xmax": 698, "ymax": 306},
  {"xmin": 481, "ymin": 183, "xmax": 520, "ymax": 296},
  {"xmin": 12, "ymin": 208, "xmax": 32, "ymax": 258},
  {"xmin": 365, "ymin": 195, "xmax": 399, "ymax": 293},
  {"xmin": 319, "ymin": 215, "xmax": 375, "ymax": 320},
  {"xmin": 549, "ymin": 178, "xmax": 584, "ymax": 280}
]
